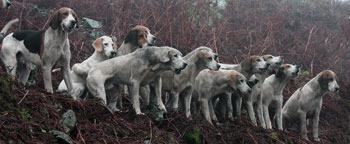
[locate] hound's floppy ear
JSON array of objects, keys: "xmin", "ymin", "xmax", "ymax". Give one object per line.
[
  {"xmin": 113, "ymin": 42, "xmax": 118, "ymax": 53},
  {"xmin": 49, "ymin": 10, "xmax": 60, "ymax": 30},
  {"xmin": 160, "ymin": 50, "xmax": 171, "ymax": 63},
  {"xmin": 228, "ymin": 73, "xmax": 238, "ymax": 89},
  {"xmin": 125, "ymin": 29, "xmax": 139, "ymax": 47},
  {"xmin": 241, "ymin": 57, "xmax": 252, "ymax": 72},
  {"xmin": 276, "ymin": 66, "xmax": 285, "ymax": 78},
  {"xmin": 196, "ymin": 50, "xmax": 210, "ymax": 58},
  {"xmin": 318, "ymin": 71, "xmax": 330, "ymax": 89},
  {"xmin": 72, "ymin": 10, "xmax": 79, "ymax": 28},
  {"xmin": 92, "ymin": 37, "xmax": 103, "ymax": 52}
]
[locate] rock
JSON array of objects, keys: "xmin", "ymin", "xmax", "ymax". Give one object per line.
[
  {"xmin": 60, "ymin": 110, "xmax": 77, "ymax": 133},
  {"xmin": 50, "ymin": 130, "xmax": 73, "ymax": 144},
  {"xmin": 82, "ymin": 17, "xmax": 102, "ymax": 29}
]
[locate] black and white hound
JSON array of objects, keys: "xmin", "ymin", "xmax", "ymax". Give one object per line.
[{"xmin": 0, "ymin": 7, "xmax": 79, "ymax": 94}]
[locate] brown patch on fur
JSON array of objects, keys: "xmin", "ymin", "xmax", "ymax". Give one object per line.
[
  {"xmin": 228, "ymin": 71, "xmax": 239, "ymax": 89},
  {"xmin": 49, "ymin": 7, "xmax": 74, "ymax": 30},
  {"xmin": 241, "ymin": 55, "xmax": 259, "ymax": 72},
  {"xmin": 40, "ymin": 31, "xmax": 46, "ymax": 58},
  {"xmin": 92, "ymin": 37, "xmax": 103, "ymax": 52},
  {"xmin": 262, "ymin": 54, "xmax": 272, "ymax": 61},
  {"xmin": 133, "ymin": 25, "xmax": 149, "ymax": 47},
  {"xmin": 196, "ymin": 50, "xmax": 211, "ymax": 59},
  {"xmin": 318, "ymin": 70, "xmax": 335, "ymax": 90},
  {"xmin": 125, "ymin": 25, "xmax": 150, "ymax": 47}
]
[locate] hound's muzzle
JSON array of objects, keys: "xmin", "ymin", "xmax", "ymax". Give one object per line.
[{"xmin": 175, "ymin": 63, "xmax": 187, "ymax": 74}]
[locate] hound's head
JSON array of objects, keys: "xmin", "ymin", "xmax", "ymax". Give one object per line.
[
  {"xmin": 160, "ymin": 48, "xmax": 187, "ymax": 74},
  {"xmin": 125, "ymin": 25, "xmax": 156, "ymax": 48},
  {"xmin": 262, "ymin": 54, "xmax": 284, "ymax": 73},
  {"xmin": 1, "ymin": 0, "xmax": 11, "ymax": 9},
  {"xmin": 195, "ymin": 50, "xmax": 220, "ymax": 71},
  {"xmin": 49, "ymin": 7, "xmax": 79, "ymax": 33},
  {"xmin": 276, "ymin": 64, "xmax": 301, "ymax": 79},
  {"xmin": 318, "ymin": 70, "xmax": 339, "ymax": 93},
  {"xmin": 228, "ymin": 71, "xmax": 251, "ymax": 96},
  {"xmin": 241, "ymin": 56, "xmax": 269, "ymax": 74},
  {"xmin": 248, "ymin": 74, "xmax": 259, "ymax": 87},
  {"xmin": 92, "ymin": 36, "xmax": 117, "ymax": 59}
]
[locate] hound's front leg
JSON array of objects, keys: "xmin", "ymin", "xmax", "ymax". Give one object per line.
[
  {"xmin": 199, "ymin": 97, "xmax": 212, "ymax": 125},
  {"xmin": 42, "ymin": 65, "xmax": 53, "ymax": 93},
  {"xmin": 263, "ymin": 105, "xmax": 272, "ymax": 129},
  {"xmin": 154, "ymin": 76, "xmax": 166, "ymax": 112},
  {"xmin": 257, "ymin": 96, "xmax": 266, "ymax": 128},
  {"xmin": 276, "ymin": 99, "xmax": 283, "ymax": 130},
  {"xmin": 182, "ymin": 88, "xmax": 193, "ymax": 118},
  {"xmin": 129, "ymin": 82, "xmax": 143, "ymax": 115},
  {"xmin": 312, "ymin": 108, "xmax": 321, "ymax": 141},
  {"xmin": 225, "ymin": 93, "xmax": 234, "ymax": 121},
  {"xmin": 298, "ymin": 110, "xmax": 309, "ymax": 141},
  {"xmin": 167, "ymin": 91, "xmax": 180, "ymax": 110},
  {"xmin": 247, "ymin": 100, "xmax": 257, "ymax": 126},
  {"xmin": 235, "ymin": 95, "xmax": 243, "ymax": 120},
  {"xmin": 62, "ymin": 65, "xmax": 73, "ymax": 98}
]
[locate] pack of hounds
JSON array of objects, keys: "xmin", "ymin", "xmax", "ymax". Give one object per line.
[{"xmin": 0, "ymin": 2, "xmax": 340, "ymax": 142}]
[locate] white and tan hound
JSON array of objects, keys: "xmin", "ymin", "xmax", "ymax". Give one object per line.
[
  {"xmin": 86, "ymin": 46, "xmax": 187, "ymax": 114},
  {"xmin": 282, "ymin": 70, "xmax": 339, "ymax": 141},
  {"xmin": 0, "ymin": 7, "xmax": 78, "ymax": 94},
  {"xmin": 260, "ymin": 64, "xmax": 301, "ymax": 130},
  {"xmin": 194, "ymin": 69, "xmax": 251, "ymax": 125},
  {"xmin": 57, "ymin": 36, "xmax": 117, "ymax": 99}
]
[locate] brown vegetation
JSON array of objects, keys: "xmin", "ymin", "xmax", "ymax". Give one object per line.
[{"xmin": 0, "ymin": 0, "xmax": 350, "ymax": 143}]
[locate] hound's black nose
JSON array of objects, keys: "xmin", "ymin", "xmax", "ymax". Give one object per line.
[
  {"xmin": 248, "ymin": 89, "xmax": 252, "ymax": 93},
  {"xmin": 182, "ymin": 63, "xmax": 188, "ymax": 69},
  {"xmin": 335, "ymin": 87, "xmax": 339, "ymax": 92},
  {"xmin": 6, "ymin": 2, "xmax": 11, "ymax": 8},
  {"xmin": 111, "ymin": 51, "xmax": 117, "ymax": 57}
]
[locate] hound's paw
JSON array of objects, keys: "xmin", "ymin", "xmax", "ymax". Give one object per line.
[
  {"xmin": 110, "ymin": 107, "xmax": 121, "ymax": 112},
  {"xmin": 314, "ymin": 137, "xmax": 320, "ymax": 142},
  {"xmin": 215, "ymin": 122, "xmax": 223, "ymax": 126},
  {"xmin": 136, "ymin": 112, "xmax": 146, "ymax": 115},
  {"xmin": 302, "ymin": 136, "xmax": 310, "ymax": 141},
  {"xmin": 158, "ymin": 104, "xmax": 167, "ymax": 113}
]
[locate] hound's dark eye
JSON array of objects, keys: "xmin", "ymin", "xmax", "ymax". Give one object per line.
[
  {"xmin": 174, "ymin": 54, "xmax": 178, "ymax": 57},
  {"xmin": 104, "ymin": 43, "xmax": 108, "ymax": 46},
  {"xmin": 256, "ymin": 59, "xmax": 261, "ymax": 62},
  {"xmin": 63, "ymin": 12, "xmax": 69, "ymax": 16},
  {"xmin": 208, "ymin": 57, "xmax": 212, "ymax": 60},
  {"xmin": 240, "ymin": 80, "xmax": 244, "ymax": 83},
  {"xmin": 286, "ymin": 65, "xmax": 291, "ymax": 68},
  {"xmin": 268, "ymin": 56, "xmax": 273, "ymax": 59}
]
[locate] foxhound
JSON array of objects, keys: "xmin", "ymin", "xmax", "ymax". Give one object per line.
[
  {"xmin": 162, "ymin": 46, "xmax": 220, "ymax": 117},
  {"xmin": 116, "ymin": 25, "xmax": 156, "ymax": 108},
  {"xmin": 57, "ymin": 36, "xmax": 117, "ymax": 99},
  {"xmin": 1, "ymin": 0, "xmax": 11, "ymax": 9},
  {"xmin": 246, "ymin": 55, "xmax": 284, "ymax": 126},
  {"xmin": 194, "ymin": 69, "xmax": 251, "ymax": 125},
  {"xmin": 0, "ymin": 7, "xmax": 79, "ymax": 94},
  {"xmin": 216, "ymin": 56, "xmax": 269, "ymax": 120},
  {"xmin": 86, "ymin": 46, "xmax": 187, "ymax": 114},
  {"xmin": 260, "ymin": 64, "xmax": 301, "ymax": 130},
  {"xmin": 282, "ymin": 70, "xmax": 339, "ymax": 141}
]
